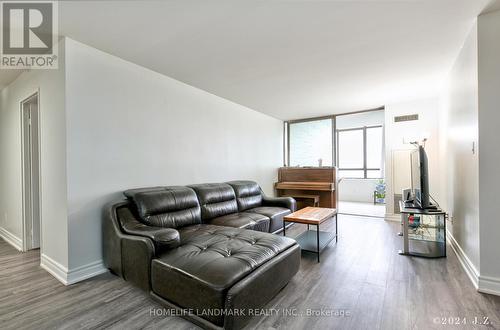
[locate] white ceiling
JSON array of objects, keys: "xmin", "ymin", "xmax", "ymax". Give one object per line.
[
  {"xmin": 484, "ymin": 0, "xmax": 500, "ymax": 14},
  {"xmin": 1, "ymin": 1, "xmax": 494, "ymax": 119},
  {"xmin": 0, "ymin": 70, "xmax": 23, "ymax": 91}
]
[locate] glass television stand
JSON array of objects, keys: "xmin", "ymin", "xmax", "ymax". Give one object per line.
[{"xmin": 398, "ymin": 201, "xmax": 446, "ymax": 258}]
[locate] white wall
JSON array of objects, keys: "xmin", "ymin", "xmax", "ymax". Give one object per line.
[
  {"xmin": 439, "ymin": 23, "xmax": 480, "ymax": 271},
  {"xmin": 64, "ymin": 39, "xmax": 283, "ymax": 270},
  {"xmin": 384, "ymin": 98, "xmax": 440, "ymax": 218},
  {"xmin": 478, "ymin": 10, "xmax": 500, "ymax": 287},
  {"xmin": 438, "ymin": 11, "xmax": 500, "ymax": 295},
  {"xmin": 0, "ymin": 40, "xmax": 69, "ymax": 267}
]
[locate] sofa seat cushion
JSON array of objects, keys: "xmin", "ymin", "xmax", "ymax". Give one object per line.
[
  {"xmin": 246, "ymin": 206, "xmax": 292, "ymax": 233},
  {"xmin": 151, "ymin": 225, "xmax": 297, "ymax": 326},
  {"xmin": 208, "ymin": 212, "xmax": 270, "ymax": 232}
]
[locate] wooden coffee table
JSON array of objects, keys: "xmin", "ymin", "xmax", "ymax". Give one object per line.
[{"xmin": 283, "ymin": 207, "xmax": 337, "ymax": 262}]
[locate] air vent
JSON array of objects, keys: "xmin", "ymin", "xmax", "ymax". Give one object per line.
[{"xmin": 394, "ymin": 114, "xmax": 418, "ymax": 122}]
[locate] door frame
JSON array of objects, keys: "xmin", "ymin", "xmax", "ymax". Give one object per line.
[{"xmin": 20, "ymin": 90, "xmax": 42, "ymax": 252}]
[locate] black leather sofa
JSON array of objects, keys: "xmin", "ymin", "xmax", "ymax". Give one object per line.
[{"xmin": 103, "ymin": 181, "xmax": 300, "ymax": 330}]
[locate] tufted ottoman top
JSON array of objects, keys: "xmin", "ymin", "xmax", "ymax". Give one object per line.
[{"xmin": 150, "ymin": 224, "xmax": 297, "ymax": 325}]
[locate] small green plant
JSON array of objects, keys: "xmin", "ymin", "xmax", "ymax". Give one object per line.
[{"xmin": 375, "ymin": 179, "xmax": 386, "ymax": 203}]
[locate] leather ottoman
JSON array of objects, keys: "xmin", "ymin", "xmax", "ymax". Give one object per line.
[{"xmin": 150, "ymin": 225, "xmax": 300, "ymax": 329}]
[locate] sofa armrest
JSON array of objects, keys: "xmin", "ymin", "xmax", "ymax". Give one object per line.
[
  {"xmin": 120, "ymin": 216, "xmax": 180, "ymax": 254},
  {"xmin": 261, "ymin": 194, "xmax": 297, "ymax": 212},
  {"xmin": 120, "ymin": 234, "xmax": 155, "ymax": 291},
  {"xmin": 103, "ymin": 201, "xmax": 157, "ymax": 291}
]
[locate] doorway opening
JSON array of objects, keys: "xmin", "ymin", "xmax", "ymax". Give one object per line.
[{"xmin": 21, "ymin": 92, "xmax": 41, "ymax": 251}]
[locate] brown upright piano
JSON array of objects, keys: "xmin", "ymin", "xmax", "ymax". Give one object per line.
[{"xmin": 275, "ymin": 167, "xmax": 337, "ymax": 210}]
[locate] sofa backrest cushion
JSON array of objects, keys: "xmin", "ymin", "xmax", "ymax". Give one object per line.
[
  {"xmin": 123, "ymin": 186, "xmax": 165, "ymax": 199},
  {"xmin": 188, "ymin": 183, "xmax": 238, "ymax": 220},
  {"xmin": 124, "ymin": 186, "xmax": 201, "ymax": 228},
  {"xmin": 226, "ymin": 180, "xmax": 263, "ymax": 211}
]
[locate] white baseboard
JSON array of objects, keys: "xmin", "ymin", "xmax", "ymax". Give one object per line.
[
  {"xmin": 447, "ymin": 231, "xmax": 479, "ymax": 289},
  {"xmin": 41, "ymin": 253, "xmax": 108, "ymax": 285},
  {"xmin": 478, "ymin": 275, "xmax": 500, "ymax": 296},
  {"xmin": 0, "ymin": 227, "xmax": 23, "ymax": 251},
  {"xmin": 66, "ymin": 259, "xmax": 108, "ymax": 284},
  {"xmin": 40, "ymin": 253, "xmax": 69, "ymax": 284}
]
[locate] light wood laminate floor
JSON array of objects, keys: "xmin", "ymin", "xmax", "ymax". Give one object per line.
[
  {"xmin": 1, "ymin": 215, "xmax": 499, "ymax": 330},
  {"xmin": 338, "ymin": 201, "xmax": 386, "ymax": 218}
]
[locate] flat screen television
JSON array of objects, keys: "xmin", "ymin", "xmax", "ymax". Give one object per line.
[{"xmin": 410, "ymin": 145, "xmax": 431, "ymax": 209}]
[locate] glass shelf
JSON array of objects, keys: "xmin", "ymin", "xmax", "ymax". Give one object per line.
[
  {"xmin": 398, "ymin": 202, "xmax": 446, "ymax": 258},
  {"xmin": 408, "ymin": 225, "xmax": 445, "ymax": 242}
]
